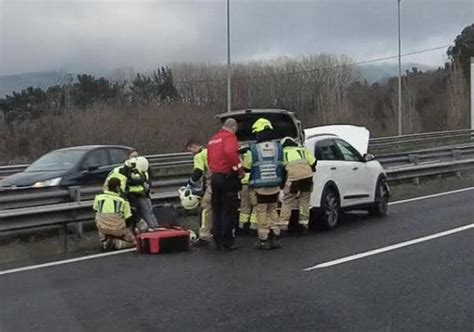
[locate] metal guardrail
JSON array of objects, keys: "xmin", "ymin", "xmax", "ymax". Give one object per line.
[
  {"xmin": 3, "ymin": 142, "xmax": 474, "ymax": 211},
  {"xmin": 369, "ymin": 129, "xmax": 474, "ymax": 148},
  {"xmin": 0, "ymin": 178, "xmax": 188, "ymax": 210},
  {"xmin": 2, "ymin": 157, "xmax": 474, "ymax": 236},
  {"xmin": 377, "ymin": 143, "xmax": 474, "ymax": 168}
]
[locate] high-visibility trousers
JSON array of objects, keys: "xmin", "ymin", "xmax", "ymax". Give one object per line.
[
  {"xmin": 239, "ymin": 184, "xmax": 257, "ymax": 230},
  {"xmin": 279, "ymin": 178, "xmax": 313, "ymax": 229}
]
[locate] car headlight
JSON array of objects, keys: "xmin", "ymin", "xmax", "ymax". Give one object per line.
[{"xmin": 33, "ymin": 177, "xmax": 62, "ymax": 188}]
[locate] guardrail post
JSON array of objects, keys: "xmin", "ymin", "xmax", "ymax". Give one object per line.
[
  {"xmin": 59, "ymin": 223, "xmax": 68, "ymax": 253},
  {"xmin": 408, "ymin": 154, "xmax": 419, "ymax": 165},
  {"xmin": 413, "ymin": 177, "xmax": 420, "ymax": 186},
  {"xmin": 68, "ymin": 186, "xmax": 83, "ymax": 238}
]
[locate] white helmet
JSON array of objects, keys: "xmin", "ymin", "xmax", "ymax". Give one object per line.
[
  {"xmin": 188, "ymin": 230, "xmax": 198, "ymax": 243},
  {"xmin": 125, "ymin": 157, "xmax": 137, "ymax": 168},
  {"xmin": 136, "ymin": 156, "xmax": 149, "ymax": 173},
  {"xmin": 178, "ymin": 186, "xmax": 201, "ymax": 210}
]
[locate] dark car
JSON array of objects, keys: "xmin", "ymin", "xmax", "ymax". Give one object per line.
[{"xmin": 0, "ymin": 145, "xmax": 134, "ymax": 189}]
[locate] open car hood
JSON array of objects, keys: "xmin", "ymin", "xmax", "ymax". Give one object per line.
[
  {"xmin": 217, "ymin": 109, "xmax": 303, "ymax": 143},
  {"xmin": 304, "ymin": 125, "xmax": 370, "ymax": 155}
]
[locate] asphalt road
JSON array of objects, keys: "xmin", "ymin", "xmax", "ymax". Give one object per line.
[{"xmin": 0, "ymin": 190, "xmax": 473, "ymax": 332}]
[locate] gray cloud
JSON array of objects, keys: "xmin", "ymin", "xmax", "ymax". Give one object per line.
[{"xmin": 0, "ymin": 0, "xmax": 472, "ymax": 75}]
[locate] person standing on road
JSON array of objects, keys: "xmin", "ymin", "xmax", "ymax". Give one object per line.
[
  {"xmin": 279, "ymin": 136, "xmax": 317, "ymax": 232},
  {"xmin": 243, "ymin": 118, "xmax": 284, "ymax": 250},
  {"xmin": 185, "ymin": 140, "xmax": 213, "ymax": 244},
  {"xmin": 207, "ymin": 118, "xmax": 244, "ymax": 250},
  {"xmin": 93, "ymin": 177, "xmax": 136, "ymax": 251},
  {"xmin": 104, "ymin": 156, "xmax": 159, "ymax": 230}
]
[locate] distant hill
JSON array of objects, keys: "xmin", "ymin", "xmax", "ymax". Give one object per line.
[
  {"xmin": 356, "ymin": 62, "xmax": 436, "ymax": 83},
  {"xmin": 0, "ymin": 63, "xmax": 437, "ymax": 97},
  {"xmin": 0, "ymin": 71, "xmax": 64, "ymax": 97}
]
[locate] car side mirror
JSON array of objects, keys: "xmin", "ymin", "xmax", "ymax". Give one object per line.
[{"xmin": 363, "ymin": 153, "xmax": 375, "ymax": 162}]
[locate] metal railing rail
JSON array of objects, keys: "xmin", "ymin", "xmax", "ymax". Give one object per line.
[
  {"xmin": 0, "ymin": 178, "xmax": 188, "ymax": 210},
  {"xmin": 370, "ymin": 128, "xmax": 474, "ymax": 143},
  {"xmin": 3, "ymin": 143, "xmax": 474, "ymax": 211}
]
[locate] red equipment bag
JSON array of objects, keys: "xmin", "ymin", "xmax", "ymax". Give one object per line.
[{"xmin": 136, "ymin": 227, "xmax": 190, "ymax": 254}]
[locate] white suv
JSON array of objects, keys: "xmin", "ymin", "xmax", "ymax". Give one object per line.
[
  {"xmin": 217, "ymin": 109, "xmax": 389, "ymax": 229},
  {"xmin": 304, "ymin": 125, "xmax": 389, "ymax": 229}
]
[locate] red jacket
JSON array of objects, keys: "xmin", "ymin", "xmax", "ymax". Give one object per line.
[{"xmin": 207, "ymin": 129, "xmax": 242, "ymax": 175}]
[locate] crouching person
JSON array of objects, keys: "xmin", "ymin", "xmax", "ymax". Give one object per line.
[{"xmin": 94, "ymin": 177, "xmax": 136, "ymax": 251}]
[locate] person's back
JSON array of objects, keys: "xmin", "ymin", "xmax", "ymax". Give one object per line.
[
  {"xmin": 279, "ymin": 137, "xmax": 317, "ymax": 232},
  {"xmin": 244, "ymin": 118, "xmax": 284, "ymax": 250},
  {"xmin": 103, "ymin": 165, "xmax": 129, "ymax": 193},
  {"xmin": 207, "ymin": 128, "xmax": 240, "ymax": 175},
  {"xmin": 207, "ymin": 118, "xmax": 243, "ymax": 251},
  {"xmin": 94, "ymin": 177, "xmax": 135, "ymax": 250},
  {"xmin": 282, "ymin": 142, "xmax": 315, "ymax": 182}
]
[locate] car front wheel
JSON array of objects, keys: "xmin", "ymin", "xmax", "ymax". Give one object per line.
[{"xmin": 369, "ymin": 178, "xmax": 389, "ymax": 217}]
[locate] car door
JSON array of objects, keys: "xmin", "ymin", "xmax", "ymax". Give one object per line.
[
  {"xmin": 310, "ymin": 139, "xmax": 345, "ymax": 208},
  {"xmin": 79, "ymin": 149, "xmax": 111, "ymax": 185},
  {"xmin": 334, "ymin": 139, "xmax": 372, "ymax": 206}
]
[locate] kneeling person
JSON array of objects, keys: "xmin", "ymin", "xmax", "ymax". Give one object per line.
[{"xmin": 94, "ymin": 177, "xmax": 136, "ymax": 251}]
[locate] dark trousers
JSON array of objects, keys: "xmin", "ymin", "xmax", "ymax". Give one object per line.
[{"xmin": 211, "ymin": 173, "xmax": 240, "ymax": 248}]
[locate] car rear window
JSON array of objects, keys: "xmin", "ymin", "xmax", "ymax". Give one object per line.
[
  {"xmin": 109, "ymin": 148, "xmax": 130, "ymax": 165},
  {"xmin": 223, "ymin": 113, "xmax": 298, "ymax": 142}
]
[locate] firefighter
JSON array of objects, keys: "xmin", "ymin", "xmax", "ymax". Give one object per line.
[
  {"xmin": 185, "ymin": 140, "xmax": 212, "ymax": 244},
  {"xmin": 104, "ymin": 156, "xmax": 159, "ymax": 230},
  {"xmin": 207, "ymin": 118, "xmax": 244, "ymax": 251},
  {"xmin": 238, "ymin": 147, "xmax": 257, "ymax": 234},
  {"xmin": 279, "ymin": 136, "xmax": 317, "ymax": 232},
  {"xmin": 243, "ymin": 118, "xmax": 284, "ymax": 250},
  {"xmin": 93, "ymin": 177, "xmax": 136, "ymax": 251}
]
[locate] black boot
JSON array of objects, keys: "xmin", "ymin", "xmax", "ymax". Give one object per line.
[
  {"xmin": 270, "ymin": 236, "xmax": 282, "ymax": 249},
  {"xmin": 254, "ymin": 239, "xmax": 272, "ymax": 250}
]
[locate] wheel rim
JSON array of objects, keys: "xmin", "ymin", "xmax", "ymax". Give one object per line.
[
  {"xmin": 325, "ymin": 193, "xmax": 339, "ymax": 226},
  {"xmin": 377, "ymin": 183, "xmax": 389, "ymax": 213}
]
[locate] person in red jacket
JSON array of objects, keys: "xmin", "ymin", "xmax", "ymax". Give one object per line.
[{"xmin": 207, "ymin": 118, "xmax": 244, "ymax": 250}]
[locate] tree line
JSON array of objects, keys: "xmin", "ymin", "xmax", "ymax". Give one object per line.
[{"xmin": 0, "ymin": 24, "xmax": 472, "ymax": 163}]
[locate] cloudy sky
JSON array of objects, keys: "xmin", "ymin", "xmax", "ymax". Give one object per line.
[{"xmin": 0, "ymin": 0, "xmax": 472, "ymax": 76}]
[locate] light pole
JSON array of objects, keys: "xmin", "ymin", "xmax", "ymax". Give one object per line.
[
  {"xmin": 397, "ymin": 0, "xmax": 402, "ymax": 136},
  {"xmin": 226, "ymin": 0, "xmax": 232, "ymax": 113}
]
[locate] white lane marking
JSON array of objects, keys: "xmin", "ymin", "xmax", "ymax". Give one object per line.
[
  {"xmin": 2, "ymin": 187, "xmax": 474, "ymax": 277},
  {"xmin": 388, "ymin": 186, "xmax": 474, "ymax": 206},
  {"xmin": 303, "ymin": 223, "xmax": 474, "ymax": 271},
  {"xmin": 0, "ymin": 248, "xmax": 136, "ymax": 276}
]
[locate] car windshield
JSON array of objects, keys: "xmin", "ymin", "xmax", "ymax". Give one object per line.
[
  {"xmin": 25, "ymin": 150, "xmax": 86, "ymax": 172},
  {"xmin": 222, "ymin": 113, "xmax": 299, "ymax": 142}
]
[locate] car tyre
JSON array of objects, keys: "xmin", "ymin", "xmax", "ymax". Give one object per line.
[
  {"xmin": 368, "ymin": 178, "xmax": 389, "ymax": 217},
  {"xmin": 318, "ymin": 187, "xmax": 340, "ymax": 230}
]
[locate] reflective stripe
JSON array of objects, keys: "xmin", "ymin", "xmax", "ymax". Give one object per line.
[
  {"xmin": 239, "ymin": 213, "xmax": 250, "ymax": 223},
  {"xmin": 250, "ymin": 212, "xmax": 257, "ymax": 224}
]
